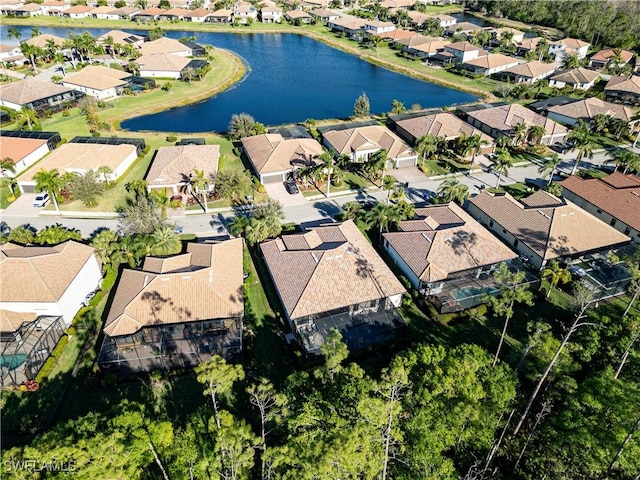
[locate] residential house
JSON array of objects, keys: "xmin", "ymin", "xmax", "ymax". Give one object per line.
[
  {"xmin": 232, "ymin": 0, "xmax": 258, "ymax": 23},
  {"xmin": 465, "ymin": 103, "xmax": 568, "ymax": 145},
  {"xmin": 157, "ymin": 7, "xmax": 189, "ymax": 21},
  {"xmin": 105, "ymin": 6, "xmax": 140, "ymax": 19},
  {"xmin": 589, "ymin": 48, "xmax": 635, "ymax": 70},
  {"xmin": 61, "ymin": 65, "xmax": 133, "ymax": 100},
  {"xmin": 91, "ymin": 5, "xmax": 119, "ymax": 18},
  {"xmin": 547, "ymin": 97, "xmax": 637, "ymax": 127},
  {"xmin": 260, "ymin": 5, "xmax": 282, "ymax": 23},
  {"xmin": 561, "ymin": 173, "xmax": 640, "ymax": 244},
  {"xmin": 383, "ymin": 203, "xmax": 519, "ymax": 312},
  {"xmin": 427, "ymin": 14, "xmax": 456, "ymax": 28},
  {"xmin": 0, "ymin": 133, "xmax": 58, "ymax": 176},
  {"xmin": 17, "ymin": 142, "xmax": 139, "ymax": 193},
  {"xmin": 380, "ymin": 29, "xmax": 418, "ymax": 43},
  {"xmin": 41, "ymin": 0, "xmax": 70, "ymax": 15},
  {"xmin": 139, "ymin": 37, "xmax": 195, "ymax": 57},
  {"xmin": 516, "ymin": 37, "xmax": 542, "ymax": 57},
  {"xmin": 208, "ymin": 8, "xmax": 233, "ymax": 23},
  {"xmin": 604, "ymin": 75, "xmax": 640, "ymax": 106},
  {"xmin": 0, "ymin": 241, "xmax": 102, "ymax": 326},
  {"xmin": 260, "ymin": 220, "xmax": 406, "ymax": 354},
  {"xmin": 183, "ymin": 8, "xmax": 212, "ymax": 22},
  {"xmin": 548, "ymin": 37, "xmax": 590, "ymax": 61},
  {"xmin": 467, "ymin": 190, "xmax": 630, "ymax": 270},
  {"xmin": 10, "ymin": 3, "xmax": 43, "ymax": 16},
  {"xmin": 396, "ymin": 35, "xmax": 445, "ymax": 58},
  {"xmin": 461, "ymin": 53, "xmax": 521, "ymax": 76},
  {"xmin": 444, "ymin": 21, "xmax": 483, "ymax": 38},
  {"xmin": 24, "ymin": 33, "xmax": 66, "ymax": 49},
  {"xmin": 442, "ymin": 41, "xmax": 486, "ymax": 64},
  {"xmin": 98, "ymin": 240, "xmax": 244, "ymax": 373},
  {"xmin": 394, "ymin": 112, "xmax": 494, "ymax": 155},
  {"xmin": 286, "ymin": 9, "xmax": 313, "ymax": 24},
  {"xmin": 489, "ymin": 27, "xmax": 525, "ymax": 45},
  {"xmin": 500, "ymin": 60, "xmax": 560, "ymax": 84},
  {"xmin": 363, "ymin": 20, "xmax": 396, "ymax": 36},
  {"xmin": 0, "ymin": 0, "xmax": 23, "ymax": 14},
  {"xmin": 241, "ymin": 133, "xmax": 324, "ymax": 184},
  {"xmin": 308, "ymin": 8, "xmax": 339, "ymax": 23},
  {"xmin": 145, "ymin": 144, "xmax": 220, "ymax": 198},
  {"xmin": 0, "ymin": 78, "xmax": 84, "ymax": 114},
  {"xmin": 549, "ymin": 67, "xmax": 600, "ymax": 90},
  {"xmin": 97, "ymin": 30, "xmax": 145, "ymax": 51},
  {"xmin": 407, "ymin": 11, "xmax": 430, "ymax": 30},
  {"xmin": 131, "ymin": 7, "xmax": 164, "ymax": 21},
  {"xmin": 137, "ymin": 53, "xmax": 206, "ymax": 79},
  {"xmin": 322, "ymin": 125, "xmax": 418, "ymax": 168},
  {"xmin": 381, "ymin": 0, "xmax": 415, "ymax": 9},
  {"xmin": 0, "ymin": 44, "xmax": 22, "ymax": 63},
  {"xmin": 328, "ymin": 15, "xmax": 367, "ymax": 40},
  {"xmin": 62, "ymin": 5, "xmax": 94, "ymax": 17}
]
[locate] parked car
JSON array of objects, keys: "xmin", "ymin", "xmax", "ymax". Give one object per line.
[
  {"xmin": 33, "ymin": 193, "xmax": 49, "ymax": 207},
  {"xmin": 284, "ymin": 180, "xmax": 299, "ymax": 195}
]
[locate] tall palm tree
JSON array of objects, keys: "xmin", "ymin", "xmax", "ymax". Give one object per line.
[
  {"xmin": 20, "ymin": 43, "xmax": 41, "ymax": 74},
  {"xmin": 33, "ymin": 168, "xmax": 63, "ymax": 214},
  {"xmin": 7, "ymin": 27, "xmax": 21, "ymax": 43},
  {"xmin": 416, "ymin": 134, "xmax": 438, "ymax": 166},
  {"xmin": 527, "ymin": 125, "xmax": 547, "ymax": 145},
  {"xmin": 317, "ymin": 151, "xmax": 337, "ymax": 196},
  {"xmin": 96, "ymin": 165, "xmax": 113, "ymax": 186},
  {"xmin": 541, "ymin": 260, "xmax": 571, "ymax": 298},
  {"xmin": 368, "ymin": 149, "xmax": 389, "ymax": 186},
  {"xmin": 150, "ymin": 188, "xmax": 171, "ymax": 215},
  {"xmin": 436, "ymin": 177, "xmax": 469, "ymax": 205},
  {"xmin": 15, "ymin": 107, "xmax": 40, "ymax": 131},
  {"xmin": 189, "ymin": 168, "xmax": 210, "ymax": 213},
  {"xmin": 538, "ymin": 153, "xmax": 563, "ymax": 185},
  {"xmin": 568, "ymin": 120, "xmax": 595, "ymax": 175},
  {"xmin": 462, "ymin": 134, "xmax": 488, "ymax": 172},
  {"xmin": 590, "ymin": 113, "xmax": 612, "ymax": 135},
  {"xmin": 90, "ymin": 229, "xmax": 119, "ymax": 266},
  {"xmin": 365, "ymin": 202, "xmax": 402, "ymax": 241},
  {"xmin": 511, "ymin": 122, "xmax": 528, "ymax": 146},
  {"xmin": 30, "ymin": 27, "xmax": 41, "ymax": 38},
  {"xmin": 491, "ymin": 149, "xmax": 513, "ymax": 188},
  {"xmin": 562, "ymin": 52, "xmax": 582, "ymax": 70},
  {"xmin": 606, "ymin": 148, "xmax": 640, "ymax": 174}
]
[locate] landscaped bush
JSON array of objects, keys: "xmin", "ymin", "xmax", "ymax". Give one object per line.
[
  {"xmin": 35, "ymin": 357, "xmax": 57, "ymax": 383},
  {"xmin": 51, "ymin": 335, "xmax": 69, "ymax": 358},
  {"xmin": 166, "ymin": 135, "xmax": 178, "ymax": 143},
  {"xmin": 66, "ymin": 327, "xmax": 77, "ymax": 336}
]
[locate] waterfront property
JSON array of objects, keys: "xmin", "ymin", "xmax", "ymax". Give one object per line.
[
  {"xmin": 499, "ymin": 61, "xmax": 560, "ymax": 84},
  {"xmin": 461, "ymin": 53, "xmax": 521, "ymax": 77},
  {"xmin": 546, "ymin": 97, "xmax": 637, "ymax": 127},
  {"xmin": 61, "ymin": 65, "xmax": 132, "ymax": 100},
  {"xmin": 0, "ymin": 78, "xmax": 84, "ymax": 114},
  {"xmin": 382, "ymin": 203, "xmax": 519, "ymax": 313},
  {"xmin": 260, "ymin": 220, "xmax": 406, "ymax": 354},
  {"xmin": 98, "ymin": 239, "xmax": 244, "ymax": 374}
]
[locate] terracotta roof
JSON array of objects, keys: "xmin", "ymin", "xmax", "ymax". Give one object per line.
[
  {"xmin": 395, "ymin": 112, "xmax": 494, "ymax": 144},
  {"xmin": 383, "ymin": 203, "xmax": 517, "ymax": 282},
  {"xmin": 517, "ymin": 37, "xmax": 541, "ymax": 51},
  {"xmin": 261, "ymin": 220, "xmax": 405, "ymax": 320},
  {"xmin": 137, "ymin": 53, "xmax": 191, "ymax": 72},
  {"xmin": 550, "ymin": 67, "xmax": 600, "ymax": 85},
  {"xmin": 380, "ymin": 29, "xmax": 418, "ymax": 41},
  {"xmin": 183, "ymin": 8, "xmax": 211, "ymax": 18},
  {"xmin": 548, "ymin": 97, "xmax": 636, "ymax": 123},
  {"xmin": 551, "ymin": 37, "xmax": 590, "ymax": 50},
  {"xmin": 0, "ymin": 137, "xmax": 48, "ymax": 164},
  {"xmin": 139, "ymin": 37, "xmax": 192, "ymax": 56},
  {"xmin": 605, "ymin": 75, "xmax": 640, "ymax": 95},
  {"xmin": 134, "ymin": 7, "xmax": 164, "ymax": 15},
  {"xmin": 466, "ymin": 103, "xmax": 567, "ymax": 138},
  {"xmin": 0, "ymin": 241, "xmax": 97, "ymax": 303},
  {"xmin": 65, "ymin": 5, "xmax": 93, "ymax": 13},
  {"xmin": 502, "ymin": 60, "xmax": 560, "ymax": 79},
  {"xmin": 0, "ymin": 310, "xmax": 37, "ymax": 333},
  {"xmin": 446, "ymin": 41, "xmax": 480, "ymax": 52},
  {"xmin": 365, "ymin": 19, "xmax": 394, "ymax": 28},
  {"xmin": 469, "ymin": 191, "xmax": 630, "ymax": 261},
  {"xmin": 98, "ymin": 30, "xmax": 145, "ymax": 44},
  {"xmin": 446, "ymin": 21, "xmax": 482, "ymax": 33},
  {"xmin": 561, "ymin": 173, "xmax": 640, "ymax": 231},
  {"xmin": 19, "ymin": 143, "xmax": 137, "ymax": 181},
  {"xmin": 241, "ymin": 134, "xmax": 324, "ymax": 175},
  {"xmin": 407, "ymin": 10, "xmax": 429, "ymax": 25},
  {"xmin": 16, "ymin": 3, "xmax": 43, "ymax": 11},
  {"xmin": 109, "ymin": 7, "xmax": 140, "ymax": 15},
  {"xmin": 24, "ymin": 33, "xmax": 66, "ymax": 48},
  {"xmin": 323, "ymin": 125, "xmax": 415, "ymax": 161},
  {"xmin": 329, "ymin": 14, "xmax": 367, "ymax": 29},
  {"xmin": 0, "ymin": 78, "xmax": 76, "ymax": 106},
  {"xmin": 590, "ymin": 48, "xmax": 634, "ymax": 64},
  {"xmin": 210, "ymin": 8, "xmax": 232, "ymax": 16},
  {"xmin": 463, "ymin": 53, "xmax": 520, "ymax": 69},
  {"xmin": 160, "ymin": 7, "xmax": 189, "ymax": 16},
  {"xmin": 404, "ymin": 37, "xmax": 447, "ymax": 54},
  {"xmin": 91, "ymin": 5, "xmax": 116, "ymax": 14},
  {"xmin": 104, "ymin": 240, "xmax": 244, "ymax": 337},
  {"xmin": 381, "ymin": 0, "xmax": 415, "ymax": 8},
  {"xmin": 62, "ymin": 65, "xmax": 131, "ymax": 91},
  {"xmin": 287, "ymin": 9, "xmax": 312, "ymax": 18},
  {"xmin": 146, "ymin": 144, "xmax": 220, "ymax": 187}
]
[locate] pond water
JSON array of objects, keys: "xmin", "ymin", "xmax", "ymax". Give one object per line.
[{"xmin": 1, "ymin": 26, "xmax": 477, "ymax": 133}]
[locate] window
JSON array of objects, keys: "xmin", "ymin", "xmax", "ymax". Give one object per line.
[
  {"xmin": 502, "ymin": 228, "xmax": 507, "ymax": 234},
  {"xmin": 624, "ymin": 227, "xmax": 630, "ymax": 235},
  {"xmin": 489, "ymin": 220, "xmax": 494, "ymax": 227},
  {"xmin": 513, "ymin": 239, "xmax": 519, "ymax": 247},
  {"xmin": 610, "ymin": 218, "xmax": 617, "ymax": 227},
  {"xmin": 597, "ymin": 209, "xmax": 602, "ymax": 214}
]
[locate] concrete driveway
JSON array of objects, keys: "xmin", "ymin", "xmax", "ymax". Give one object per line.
[
  {"xmin": 386, "ymin": 166, "xmax": 429, "ymax": 187},
  {"xmin": 1, "ymin": 192, "xmax": 45, "ymax": 221},
  {"xmin": 264, "ymin": 182, "xmax": 307, "ymax": 207}
]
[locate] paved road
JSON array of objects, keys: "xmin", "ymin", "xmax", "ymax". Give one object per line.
[{"xmin": 1, "ymin": 146, "xmax": 636, "ymax": 237}]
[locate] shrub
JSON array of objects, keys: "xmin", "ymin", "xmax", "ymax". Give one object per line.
[
  {"xmin": 62, "ymin": 110, "xmax": 70, "ymax": 117},
  {"xmin": 35, "ymin": 357, "xmax": 57, "ymax": 383},
  {"xmin": 66, "ymin": 327, "xmax": 77, "ymax": 336},
  {"xmin": 166, "ymin": 135, "xmax": 178, "ymax": 142},
  {"xmin": 97, "ymin": 100, "xmax": 107, "ymax": 108},
  {"xmin": 91, "ymin": 131, "xmax": 101, "ymax": 137},
  {"xmin": 51, "ymin": 335, "xmax": 69, "ymax": 358}
]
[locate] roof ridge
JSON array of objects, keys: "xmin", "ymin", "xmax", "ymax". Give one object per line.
[{"xmin": 289, "ymin": 250, "xmax": 325, "ymax": 316}]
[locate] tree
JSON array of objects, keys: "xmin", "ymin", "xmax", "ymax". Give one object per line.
[
  {"xmin": 485, "ymin": 262, "xmax": 534, "ymax": 366},
  {"xmin": 415, "ymin": 134, "xmax": 438, "ymax": 166},
  {"xmin": 188, "ymin": 168, "xmax": 210, "ymax": 213},
  {"xmin": 35, "ymin": 224, "xmax": 82, "ymax": 245},
  {"xmin": 90, "ymin": 228, "xmax": 120, "ymax": 265},
  {"xmin": 353, "ymin": 92, "xmax": 370, "ymax": 118},
  {"xmin": 367, "ymin": 149, "xmax": 388, "ymax": 184},
  {"xmin": 393, "ymin": 8, "xmax": 410, "ymax": 28},
  {"xmin": 341, "ymin": 200, "xmax": 363, "ymax": 220},
  {"xmin": 15, "ymin": 107, "xmax": 40, "ymax": 131},
  {"xmin": 561, "ymin": 52, "xmax": 582, "ymax": 70},
  {"xmin": 148, "ymin": 26, "xmax": 165, "ymax": 41},
  {"xmin": 244, "ymin": 200, "xmax": 284, "ymax": 246},
  {"xmin": 125, "ymin": 179, "xmax": 149, "ymax": 199},
  {"xmin": 365, "ymin": 202, "xmax": 402, "ymax": 240},
  {"xmin": 491, "ymin": 149, "xmax": 513, "ymax": 188},
  {"xmin": 20, "ymin": 42, "xmax": 41, "ymax": 74},
  {"xmin": 195, "ymin": 355, "xmax": 245, "ymax": 430},
  {"xmin": 7, "ymin": 225, "xmax": 36, "ymax": 245},
  {"xmin": 541, "ymin": 260, "xmax": 572, "ymax": 298},
  {"xmin": 118, "ymin": 194, "xmax": 167, "ymax": 235},
  {"xmin": 31, "ymin": 27, "xmax": 41, "ymax": 38},
  {"xmin": 227, "ymin": 213, "xmax": 251, "ymax": 238},
  {"xmin": 7, "ymin": 27, "xmax": 21, "ymax": 43},
  {"xmin": 538, "ymin": 153, "xmax": 563, "ymax": 185},
  {"xmin": 0, "ymin": 157, "xmax": 16, "ymax": 179},
  {"xmin": 216, "ymin": 170, "xmax": 253, "ymax": 202},
  {"xmin": 150, "ymin": 226, "xmax": 181, "ymax": 256},
  {"xmin": 68, "ymin": 170, "xmax": 104, "ymax": 207},
  {"xmin": 390, "ymin": 99, "xmax": 405, "ymax": 114},
  {"xmin": 590, "ymin": 113, "xmax": 612, "ymax": 135},
  {"xmin": 33, "ymin": 168, "xmax": 63, "ymax": 214},
  {"xmin": 511, "ymin": 122, "xmax": 528, "ymax": 146},
  {"xmin": 228, "ymin": 113, "xmax": 257, "ymax": 140},
  {"xmin": 462, "ymin": 133, "xmax": 488, "ymax": 172},
  {"xmin": 606, "ymin": 147, "xmax": 640, "ymax": 174},
  {"xmin": 527, "ymin": 125, "xmax": 547, "ymax": 145},
  {"xmin": 436, "ymin": 176, "xmax": 469, "ymax": 205},
  {"xmin": 567, "ymin": 119, "xmax": 595, "ymax": 175}
]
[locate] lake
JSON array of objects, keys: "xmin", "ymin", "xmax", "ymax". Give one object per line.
[{"xmin": 1, "ymin": 26, "xmax": 477, "ymax": 133}]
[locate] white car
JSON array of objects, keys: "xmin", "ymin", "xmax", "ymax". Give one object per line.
[{"xmin": 33, "ymin": 193, "xmax": 50, "ymax": 207}]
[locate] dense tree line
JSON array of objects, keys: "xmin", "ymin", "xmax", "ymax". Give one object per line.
[{"xmin": 467, "ymin": 0, "xmax": 640, "ymax": 51}]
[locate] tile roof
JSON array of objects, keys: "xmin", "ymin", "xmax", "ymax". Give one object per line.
[
  {"xmin": 561, "ymin": 173, "xmax": 640, "ymax": 231},
  {"xmin": 446, "ymin": 21, "xmax": 482, "ymax": 33},
  {"xmin": 329, "ymin": 14, "xmax": 367, "ymax": 29},
  {"xmin": 380, "ymin": 29, "xmax": 419, "ymax": 41},
  {"xmin": 550, "ymin": 67, "xmax": 600, "ymax": 85},
  {"xmin": 0, "ymin": 78, "xmax": 76, "ymax": 106},
  {"xmin": 466, "ymin": 103, "xmax": 567, "ymax": 138},
  {"xmin": 548, "ymin": 97, "xmax": 636, "ymax": 123},
  {"xmin": 517, "ymin": 37, "xmax": 541, "ymax": 51},
  {"xmin": 241, "ymin": 134, "xmax": 324, "ymax": 175},
  {"xmin": 261, "ymin": 220, "xmax": 405, "ymax": 320},
  {"xmin": 137, "ymin": 53, "xmax": 191, "ymax": 72},
  {"xmin": 91, "ymin": 5, "xmax": 116, "ymax": 14},
  {"xmin": 605, "ymin": 75, "xmax": 640, "ymax": 95},
  {"xmin": 139, "ymin": 37, "xmax": 192, "ymax": 56},
  {"xmin": 24, "ymin": 33, "xmax": 66, "ymax": 48},
  {"xmin": 104, "ymin": 239, "xmax": 244, "ymax": 337},
  {"xmin": 0, "ymin": 309, "xmax": 37, "ymax": 333},
  {"xmin": 323, "ymin": 125, "xmax": 415, "ymax": 161},
  {"xmin": 62, "ymin": 65, "xmax": 131, "ymax": 91},
  {"xmin": 403, "ymin": 37, "xmax": 447, "ymax": 54},
  {"xmin": 446, "ymin": 41, "xmax": 480, "ymax": 52},
  {"xmin": 19, "ymin": 143, "xmax": 137, "ymax": 181},
  {"xmin": 161, "ymin": 7, "xmax": 189, "ymax": 16},
  {"xmin": 590, "ymin": 48, "xmax": 635, "ymax": 63},
  {"xmin": 502, "ymin": 60, "xmax": 560, "ymax": 79},
  {"xmin": 0, "ymin": 137, "xmax": 48, "ymax": 164},
  {"xmin": 463, "ymin": 53, "xmax": 520, "ymax": 69},
  {"xmin": 551, "ymin": 37, "xmax": 590, "ymax": 49},
  {"xmin": 183, "ymin": 8, "xmax": 211, "ymax": 17},
  {"xmin": 134, "ymin": 7, "xmax": 164, "ymax": 15},
  {"xmin": 146, "ymin": 144, "xmax": 220, "ymax": 187},
  {"xmin": 0, "ymin": 241, "xmax": 97, "ymax": 303},
  {"xmin": 287, "ymin": 9, "xmax": 312, "ymax": 18},
  {"xmin": 383, "ymin": 203, "xmax": 517, "ymax": 282},
  {"xmin": 395, "ymin": 112, "xmax": 494, "ymax": 144},
  {"xmin": 98, "ymin": 30, "xmax": 145, "ymax": 44},
  {"xmin": 469, "ymin": 191, "xmax": 630, "ymax": 261},
  {"xmin": 396, "ymin": 34, "xmax": 443, "ymax": 48},
  {"xmin": 65, "ymin": 5, "xmax": 94, "ymax": 13}
]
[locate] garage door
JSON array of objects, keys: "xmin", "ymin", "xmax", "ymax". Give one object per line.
[
  {"xmin": 394, "ymin": 158, "xmax": 416, "ymax": 169},
  {"xmin": 20, "ymin": 184, "xmax": 36, "ymax": 193},
  {"xmin": 261, "ymin": 172, "xmax": 286, "ymax": 184}
]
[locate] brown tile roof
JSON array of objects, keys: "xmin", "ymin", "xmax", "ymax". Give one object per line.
[
  {"xmin": 380, "ymin": 29, "xmax": 418, "ymax": 41},
  {"xmin": 395, "ymin": 112, "xmax": 494, "ymax": 144},
  {"xmin": 446, "ymin": 41, "xmax": 480, "ymax": 52},
  {"xmin": 16, "ymin": 3, "xmax": 43, "ymax": 11},
  {"xmin": 91, "ymin": 5, "xmax": 117, "ymax": 14},
  {"xmin": 396, "ymin": 34, "xmax": 443, "ymax": 48},
  {"xmin": 241, "ymin": 134, "xmax": 323, "ymax": 175},
  {"xmin": 146, "ymin": 144, "xmax": 219, "ymax": 187},
  {"xmin": 551, "ymin": 37, "xmax": 590, "ymax": 49},
  {"xmin": 548, "ymin": 97, "xmax": 636, "ymax": 123},
  {"xmin": 463, "ymin": 53, "xmax": 520, "ymax": 69},
  {"xmin": 466, "ymin": 103, "xmax": 567, "ymax": 138},
  {"xmin": 0, "ymin": 310, "xmax": 37, "ymax": 333},
  {"xmin": 24, "ymin": 33, "xmax": 66, "ymax": 48},
  {"xmin": 517, "ymin": 37, "xmax": 541, "ymax": 52},
  {"xmin": 0, "ymin": 78, "xmax": 76, "ymax": 107},
  {"xmin": 161, "ymin": 7, "xmax": 189, "ymax": 15},
  {"xmin": 104, "ymin": 240, "xmax": 244, "ymax": 337},
  {"xmin": 139, "ymin": 37, "xmax": 192, "ymax": 56},
  {"xmin": 62, "ymin": 65, "xmax": 131, "ymax": 91},
  {"xmin": 183, "ymin": 8, "xmax": 211, "ymax": 18},
  {"xmin": 98, "ymin": 30, "xmax": 145, "ymax": 44},
  {"xmin": 381, "ymin": 0, "xmax": 414, "ymax": 8},
  {"xmin": 469, "ymin": 191, "xmax": 630, "ymax": 261},
  {"xmin": 135, "ymin": 6, "xmax": 164, "ymax": 15},
  {"xmin": 0, "ymin": 241, "xmax": 97, "ymax": 303},
  {"xmin": 502, "ymin": 60, "xmax": 560, "ymax": 79},
  {"xmin": 404, "ymin": 37, "xmax": 448, "ymax": 54},
  {"xmin": 323, "ymin": 125, "xmax": 415, "ymax": 161},
  {"xmin": 137, "ymin": 53, "xmax": 191, "ymax": 72},
  {"xmin": 590, "ymin": 48, "xmax": 634, "ymax": 64},
  {"xmin": 561, "ymin": 173, "xmax": 640, "ymax": 231},
  {"xmin": 210, "ymin": 8, "xmax": 232, "ymax": 16},
  {"xmin": 286, "ymin": 9, "xmax": 312, "ymax": 19},
  {"xmin": 261, "ymin": 220, "xmax": 405, "ymax": 320},
  {"xmin": 383, "ymin": 203, "xmax": 517, "ymax": 282},
  {"xmin": 19, "ymin": 143, "xmax": 137, "ymax": 181},
  {"xmin": 0, "ymin": 137, "xmax": 48, "ymax": 164},
  {"xmin": 550, "ymin": 67, "xmax": 600, "ymax": 85},
  {"xmin": 329, "ymin": 15, "xmax": 367, "ymax": 29},
  {"xmin": 65, "ymin": 5, "xmax": 94, "ymax": 13},
  {"xmin": 605, "ymin": 75, "xmax": 640, "ymax": 95},
  {"xmin": 446, "ymin": 22, "xmax": 482, "ymax": 33}
]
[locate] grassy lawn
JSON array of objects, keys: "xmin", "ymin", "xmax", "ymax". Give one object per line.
[
  {"xmin": 0, "ymin": 185, "xmax": 19, "ymax": 209},
  {"xmin": 487, "ymin": 182, "xmax": 532, "ymax": 199}
]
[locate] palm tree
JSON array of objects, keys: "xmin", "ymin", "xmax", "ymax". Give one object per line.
[
  {"xmin": 590, "ymin": 113, "xmax": 612, "ymax": 135},
  {"xmin": 562, "ymin": 52, "xmax": 582, "ymax": 70},
  {"xmin": 151, "ymin": 226, "xmax": 181, "ymax": 256},
  {"xmin": 227, "ymin": 214, "xmax": 251, "ymax": 238},
  {"xmin": 370, "ymin": 35, "xmax": 383, "ymax": 56},
  {"xmin": 0, "ymin": 158, "xmax": 16, "ymax": 179},
  {"xmin": 33, "ymin": 168, "xmax": 63, "ymax": 214},
  {"xmin": 186, "ymin": 169, "xmax": 210, "ymax": 213},
  {"xmin": 567, "ymin": 120, "xmax": 595, "ymax": 175},
  {"xmin": 541, "ymin": 260, "xmax": 571, "ymax": 298},
  {"xmin": 20, "ymin": 43, "xmax": 40, "ymax": 74},
  {"xmin": 436, "ymin": 177, "xmax": 469, "ymax": 205},
  {"xmin": 90, "ymin": 229, "xmax": 120, "ymax": 266},
  {"xmin": 394, "ymin": 8, "xmax": 410, "ymax": 28},
  {"xmin": 150, "ymin": 188, "xmax": 171, "ymax": 215},
  {"xmin": 7, "ymin": 27, "xmax": 21, "ymax": 43},
  {"xmin": 125, "ymin": 179, "xmax": 149, "ymax": 198},
  {"xmin": 96, "ymin": 165, "xmax": 114, "ymax": 186},
  {"xmin": 538, "ymin": 153, "xmax": 563, "ymax": 185},
  {"xmin": 511, "ymin": 122, "xmax": 528, "ymax": 146},
  {"xmin": 527, "ymin": 125, "xmax": 547, "ymax": 145},
  {"xmin": 462, "ymin": 134, "xmax": 488, "ymax": 172},
  {"xmin": 491, "ymin": 149, "xmax": 513, "ymax": 188},
  {"xmin": 317, "ymin": 151, "xmax": 338, "ymax": 196},
  {"xmin": 390, "ymin": 99, "xmax": 405, "ymax": 114},
  {"xmin": 15, "ymin": 107, "xmax": 40, "ymax": 131},
  {"xmin": 606, "ymin": 148, "xmax": 640, "ymax": 174},
  {"xmin": 368, "ymin": 149, "xmax": 389, "ymax": 185},
  {"xmin": 365, "ymin": 202, "xmax": 402, "ymax": 241},
  {"xmin": 416, "ymin": 134, "xmax": 438, "ymax": 167},
  {"xmin": 30, "ymin": 27, "xmax": 41, "ymax": 38}
]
